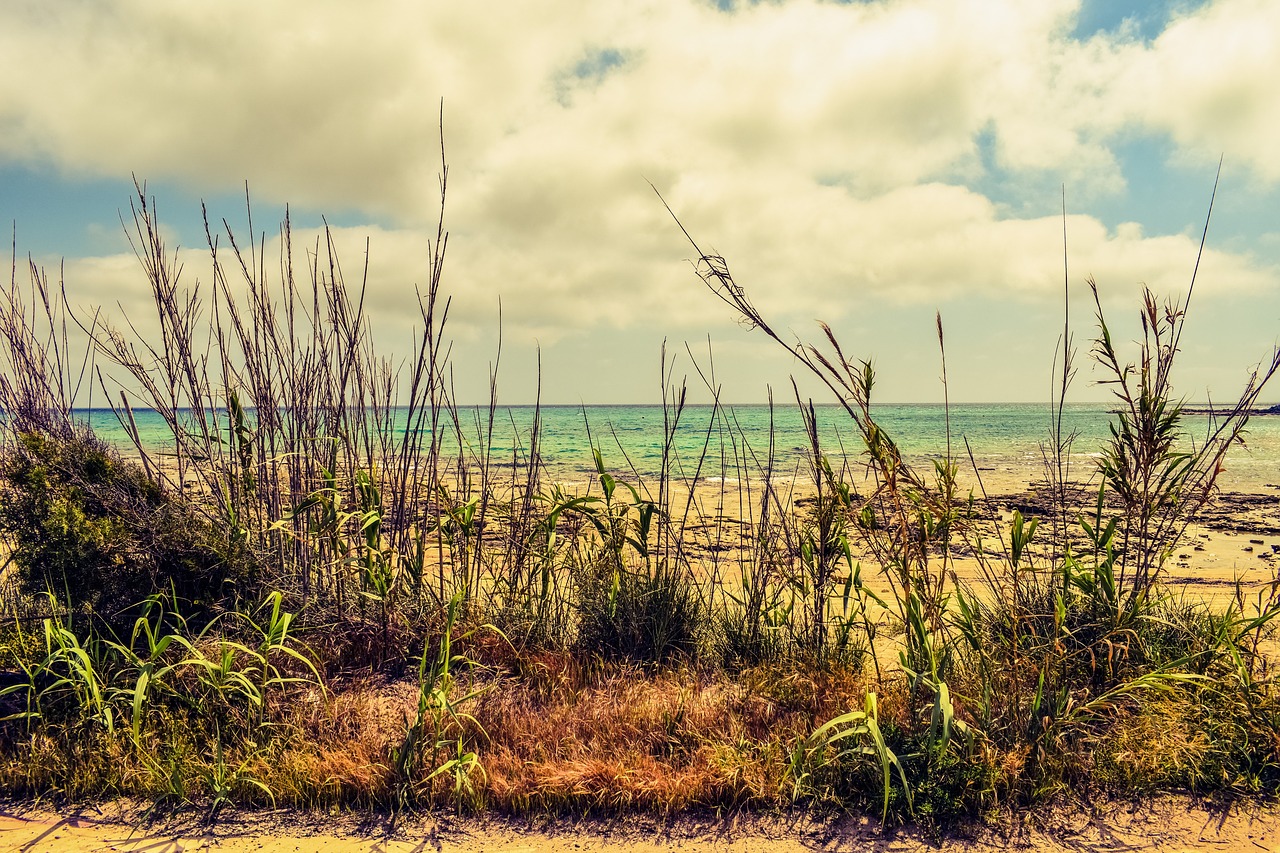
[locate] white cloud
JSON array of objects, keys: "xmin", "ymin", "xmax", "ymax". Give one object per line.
[
  {"xmin": 47, "ymin": 182, "xmax": 1273, "ymax": 364},
  {"xmin": 1, "ymin": 0, "xmax": 1251, "ymax": 213},
  {"xmin": 1117, "ymin": 0, "xmax": 1280, "ymax": 179}
]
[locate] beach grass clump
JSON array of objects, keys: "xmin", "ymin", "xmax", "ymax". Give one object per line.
[
  {"xmin": 574, "ymin": 561, "xmax": 704, "ymax": 664},
  {"xmin": 568, "ymin": 466, "xmax": 706, "ymax": 664},
  {"xmin": 0, "ymin": 589, "xmax": 327, "ymax": 808}
]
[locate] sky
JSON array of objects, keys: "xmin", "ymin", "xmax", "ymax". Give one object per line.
[{"xmin": 1, "ymin": 0, "xmax": 1279, "ymax": 406}]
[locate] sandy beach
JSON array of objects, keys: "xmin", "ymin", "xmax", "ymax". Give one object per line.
[{"xmin": 5, "ymin": 796, "xmax": 1280, "ymax": 852}]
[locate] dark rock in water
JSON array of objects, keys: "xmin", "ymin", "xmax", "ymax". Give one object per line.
[{"xmin": 1184, "ymin": 404, "xmax": 1280, "ymax": 415}]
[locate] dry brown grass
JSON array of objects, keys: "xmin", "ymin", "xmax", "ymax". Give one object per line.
[
  {"xmin": 262, "ymin": 682, "xmax": 413, "ymax": 806},
  {"xmin": 192, "ymin": 652, "xmax": 887, "ymax": 814},
  {"xmin": 1094, "ymin": 699, "xmax": 1212, "ymax": 790},
  {"xmin": 468, "ymin": 656, "xmax": 876, "ymax": 812}
]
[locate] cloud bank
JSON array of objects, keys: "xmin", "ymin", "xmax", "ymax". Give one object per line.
[{"xmin": 2, "ymin": 0, "xmax": 1278, "ymax": 400}]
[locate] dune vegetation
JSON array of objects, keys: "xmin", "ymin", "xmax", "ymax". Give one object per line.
[{"xmin": 2, "ymin": 169, "xmax": 1280, "ymax": 833}]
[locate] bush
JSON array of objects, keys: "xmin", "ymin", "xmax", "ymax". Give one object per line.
[
  {"xmin": 0, "ymin": 429, "xmax": 256, "ymax": 627},
  {"xmin": 575, "ymin": 562, "xmax": 703, "ymax": 664}
]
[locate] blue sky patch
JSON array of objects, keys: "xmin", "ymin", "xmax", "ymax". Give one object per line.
[
  {"xmin": 1071, "ymin": 0, "xmax": 1208, "ymax": 42},
  {"xmin": 0, "ymin": 166, "xmax": 373, "ymax": 261}
]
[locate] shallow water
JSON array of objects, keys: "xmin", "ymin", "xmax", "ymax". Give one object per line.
[{"xmin": 71, "ymin": 402, "xmax": 1280, "ymax": 492}]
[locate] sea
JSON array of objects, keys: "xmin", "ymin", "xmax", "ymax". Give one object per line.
[{"xmin": 69, "ymin": 403, "xmax": 1280, "ymax": 494}]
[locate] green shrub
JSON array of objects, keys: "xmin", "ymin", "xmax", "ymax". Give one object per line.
[
  {"xmin": 575, "ymin": 562, "xmax": 703, "ymax": 664},
  {"xmin": 0, "ymin": 430, "xmax": 257, "ymax": 626}
]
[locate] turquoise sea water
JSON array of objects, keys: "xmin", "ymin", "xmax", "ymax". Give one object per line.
[{"xmin": 70, "ymin": 403, "xmax": 1280, "ymax": 492}]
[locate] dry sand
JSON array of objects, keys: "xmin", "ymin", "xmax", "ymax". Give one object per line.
[{"xmin": 4, "ymin": 797, "xmax": 1280, "ymax": 852}]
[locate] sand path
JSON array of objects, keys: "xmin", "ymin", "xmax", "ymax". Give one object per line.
[{"xmin": 4, "ymin": 798, "xmax": 1280, "ymax": 853}]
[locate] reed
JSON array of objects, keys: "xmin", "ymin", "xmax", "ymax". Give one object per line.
[{"xmin": 656, "ymin": 177, "xmax": 1280, "ymax": 819}]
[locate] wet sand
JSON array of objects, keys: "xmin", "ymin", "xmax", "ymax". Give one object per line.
[{"xmin": 644, "ymin": 459, "xmax": 1280, "ymax": 611}]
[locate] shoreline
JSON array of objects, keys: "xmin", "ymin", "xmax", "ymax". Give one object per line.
[{"xmin": 41, "ymin": 437, "xmax": 1280, "ymax": 609}]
